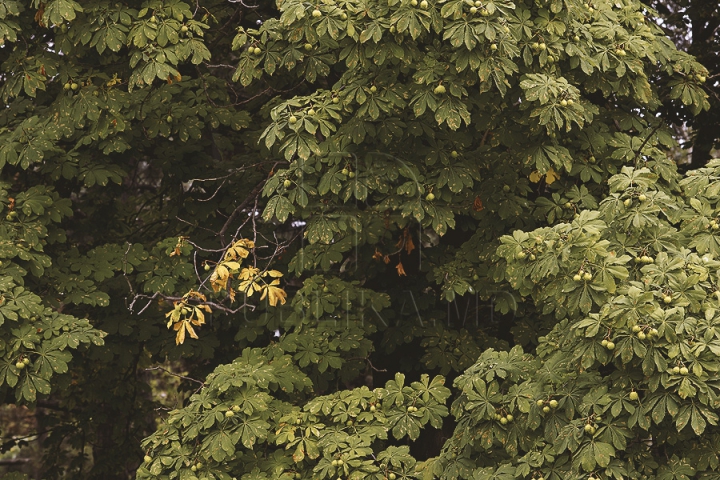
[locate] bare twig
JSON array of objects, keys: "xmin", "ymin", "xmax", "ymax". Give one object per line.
[
  {"xmin": 145, "ymin": 366, "xmax": 205, "ymax": 387},
  {"xmin": 185, "ymin": 162, "xmax": 269, "ymax": 183},
  {"xmin": 251, "ymin": 196, "xmax": 258, "ymax": 267},
  {"xmin": 122, "ymin": 242, "xmax": 136, "ymax": 307},
  {"xmin": 349, "ymin": 357, "xmax": 387, "ymax": 372},
  {"xmin": 175, "ymin": 216, "xmax": 220, "ymax": 236},
  {"xmin": 183, "ymin": 240, "xmax": 227, "ymax": 253},
  {"xmin": 218, "ymin": 175, "xmax": 272, "ymax": 245},
  {"xmin": 204, "ymin": 64, "xmax": 236, "ymax": 69},
  {"xmin": 197, "ymin": 178, "xmax": 227, "ymax": 202},
  {"xmin": 131, "ymin": 292, "xmax": 257, "ymax": 316},
  {"xmin": 231, "ymin": 206, "xmax": 257, "ymax": 242},
  {"xmin": 136, "ymin": 293, "xmax": 159, "ymax": 315},
  {"xmin": 0, "ymin": 458, "xmax": 31, "ymax": 465}
]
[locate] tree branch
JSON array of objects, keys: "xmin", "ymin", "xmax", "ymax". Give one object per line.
[
  {"xmin": 218, "ymin": 174, "xmax": 273, "ymax": 245},
  {"xmin": 145, "ymin": 366, "xmax": 205, "ymax": 388}
]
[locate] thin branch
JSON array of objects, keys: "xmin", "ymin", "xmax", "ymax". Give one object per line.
[
  {"xmin": 348, "ymin": 356, "xmax": 387, "ymax": 372},
  {"xmin": 131, "ymin": 292, "xmax": 257, "ymax": 316},
  {"xmin": 193, "ymin": 250, "xmax": 201, "ymax": 283},
  {"xmin": 121, "ymin": 242, "xmax": 136, "ymax": 306},
  {"xmin": 480, "ymin": 129, "xmax": 491, "ymax": 146},
  {"xmin": 175, "ymin": 216, "xmax": 220, "ymax": 236},
  {"xmin": 218, "ymin": 175, "xmax": 271, "ymax": 245},
  {"xmin": 207, "ymin": 6, "xmax": 244, "ymax": 51},
  {"xmin": 255, "ymin": 229, "xmax": 303, "ymax": 262},
  {"xmin": 1, "ymin": 426, "xmax": 69, "ymax": 448},
  {"xmin": 0, "ymin": 458, "xmax": 31, "ymax": 465},
  {"xmin": 251, "ymin": 196, "xmax": 258, "ymax": 267},
  {"xmin": 145, "ymin": 366, "xmax": 205, "ymax": 387},
  {"xmin": 183, "ymin": 240, "xmax": 227, "ymax": 253},
  {"xmin": 185, "ymin": 162, "xmax": 269, "ymax": 183},
  {"xmin": 230, "ymin": 86, "xmax": 276, "ymax": 106},
  {"xmin": 132, "ymin": 292, "xmax": 159, "ymax": 315},
  {"xmin": 230, "ymin": 207, "xmax": 257, "ymax": 242},
  {"xmin": 197, "ymin": 178, "xmax": 227, "ymax": 202},
  {"xmin": 632, "ymin": 123, "xmax": 663, "ymax": 165},
  {"xmin": 204, "ymin": 64, "xmax": 236, "ymax": 69}
]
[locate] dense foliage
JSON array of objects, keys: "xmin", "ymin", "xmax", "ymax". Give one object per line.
[
  {"xmin": 646, "ymin": 0, "xmax": 718, "ymax": 166},
  {"xmin": 0, "ymin": 0, "xmax": 717, "ymax": 479}
]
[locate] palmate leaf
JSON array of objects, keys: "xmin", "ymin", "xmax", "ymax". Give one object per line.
[
  {"xmin": 210, "ymin": 264, "xmax": 231, "ymax": 293},
  {"xmin": 173, "ymin": 319, "xmax": 198, "ymax": 345},
  {"xmin": 0, "ymin": 359, "xmax": 19, "ymax": 388},
  {"xmin": 388, "ymin": 410, "xmax": 422, "ymax": 440},
  {"xmin": 225, "ymin": 239, "xmax": 254, "ymax": 261},
  {"xmin": 260, "ymin": 282, "xmax": 287, "ymax": 307},
  {"xmin": 473, "ymin": 464, "xmax": 517, "ymax": 480},
  {"xmin": 16, "ymin": 370, "xmax": 51, "ymax": 402},
  {"xmin": 34, "ymin": 344, "xmax": 71, "ymax": 377}
]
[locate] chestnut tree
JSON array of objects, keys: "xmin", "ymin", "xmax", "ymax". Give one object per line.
[{"xmin": 0, "ymin": 1, "xmax": 717, "ymax": 479}]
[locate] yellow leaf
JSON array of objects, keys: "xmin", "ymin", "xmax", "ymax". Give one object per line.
[
  {"xmin": 174, "ymin": 320, "xmax": 199, "ymax": 345},
  {"xmin": 210, "ymin": 264, "xmax": 230, "ymax": 292},
  {"xmin": 185, "ymin": 321, "xmax": 198, "ymax": 339},
  {"xmin": 165, "ymin": 302, "xmax": 182, "ymax": 326},
  {"xmin": 174, "ymin": 320, "xmax": 186, "ymax": 344},
  {"xmin": 264, "ymin": 270, "xmax": 284, "ymax": 278},
  {"xmin": 260, "ymin": 284, "xmax": 287, "ymax": 306},
  {"xmin": 238, "ymin": 279, "xmax": 259, "ymax": 297},
  {"xmin": 238, "ymin": 267, "xmax": 260, "ymax": 281},
  {"xmin": 225, "ymin": 239, "xmax": 254, "ymax": 261},
  {"xmin": 545, "ymin": 168, "xmax": 560, "ymax": 185},
  {"xmin": 216, "ymin": 264, "xmax": 230, "ymax": 280},
  {"xmin": 224, "ymin": 261, "xmax": 241, "ymax": 271},
  {"xmin": 529, "ymin": 170, "xmax": 542, "ymax": 183},
  {"xmin": 194, "ymin": 307, "xmax": 205, "ymax": 325},
  {"xmin": 235, "ymin": 239, "xmax": 255, "ymax": 249},
  {"xmin": 225, "ymin": 247, "xmax": 249, "ymax": 261}
]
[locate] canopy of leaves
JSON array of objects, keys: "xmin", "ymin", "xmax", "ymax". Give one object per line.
[
  {"xmin": 646, "ymin": 0, "xmax": 719, "ymax": 166},
  {"xmin": 0, "ymin": 0, "xmax": 717, "ymax": 479}
]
